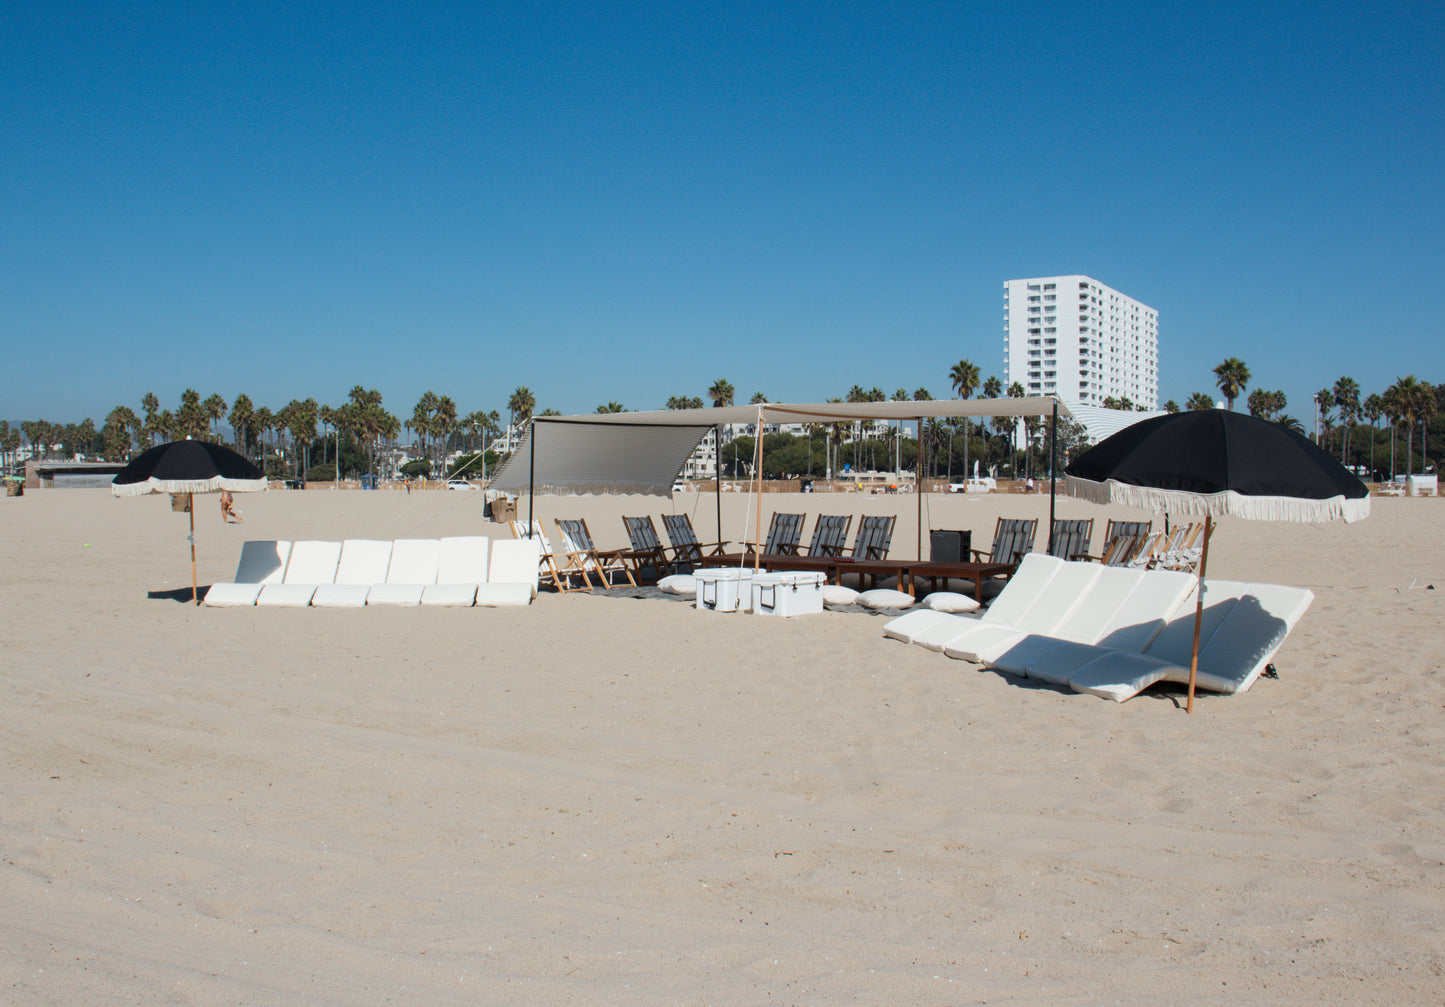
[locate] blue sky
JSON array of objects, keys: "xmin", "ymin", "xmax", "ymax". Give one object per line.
[{"xmin": 3, "ymin": 1, "xmax": 1441, "ymax": 428}]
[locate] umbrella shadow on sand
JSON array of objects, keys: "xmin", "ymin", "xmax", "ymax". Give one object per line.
[{"xmin": 148, "ymin": 585, "xmax": 212, "ymax": 603}]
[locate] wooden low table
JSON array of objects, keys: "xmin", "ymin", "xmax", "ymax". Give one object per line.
[{"xmin": 905, "ymin": 560, "xmax": 1017, "ymax": 603}]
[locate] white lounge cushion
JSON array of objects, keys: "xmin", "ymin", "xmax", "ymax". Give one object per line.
[
  {"xmin": 420, "ymin": 537, "xmax": 491, "ymax": 606},
  {"xmin": 421, "ymin": 583, "xmax": 480, "ymax": 607},
  {"xmin": 978, "ymin": 554, "xmax": 1065, "ymax": 625},
  {"xmin": 365, "ymin": 583, "xmax": 425, "ymax": 606},
  {"xmin": 948, "ymin": 562, "xmax": 1103, "ymax": 664},
  {"xmin": 942, "ymin": 624, "xmax": 1028, "ymax": 663},
  {"xmin": 1046, "ymin": 566, "xmax": 1146, "ymax": 642},
  {"xmin": 204, "ymin": 540, "xmax": 293, "ymax": 607},
  {"xmin": 822, "ymin": 585, "xmax": 860, "ymax": 608},
  {"xmin": 255, "ymin": 584, "xmax": 322, "ymax": 607},
  {"xmin": 1091, "ymin": 569, "xmax": 1197, "ymax": 652},
  {"xmin": 882, "ymin": 609, "xmax": 960, "ymax": 645},
  {"xmin": 473, "ymin": 583, "xmax": 533, "ymax": 607},
  {"xmin": 1142, "ymin": 580, "xmax": 1250, "ymax": 664},
  {"xmin": 487, "ymin": 539, "xmax": 541, "ymax": 599},
  {"xmin": 203, "ymin": 582, "xmax": 270, "ymax": 607},
  {"xmin": 658, "ymin": 574, "xmax": 697, "ymax": 595},
  {"xmin": 982, "ymin": 633, "xmax": 1070, "ymax": 675},
  {"xmin": 856, "ymin": 588, "xmax": 915, "ymax": 610},
  {"xmin": 309, "ymin": 584, "xmax": 372, "ymax": 608},
  {"xmin": 256, "ymin": 540, "xmax": 341, "ymax": 607},
  {"xmin": 922, "ymin": 591, "xmax": 980, "ymax": 614},
  {"xmin": 1021, "ymin": 641, "xmax": 1114, "ymax": 686},
  {"xmin": 367, "ymin": 539, "xmax": 442, "ymax": 606},
  {"xmin": 1164, "ymin": 583, "xmax": 1314, "ymax": 694},
  {"xmin": 313, "ymin": 539, "xmax": 394, "ymax": 608},
  {"xmin": 1069, "ymin": 652, "xmax": 1174, "ymax": 702}
]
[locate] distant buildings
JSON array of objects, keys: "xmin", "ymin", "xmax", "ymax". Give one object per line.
[{"xmin": 1003, "ymin": 276, "xmax": 1159, "ymax": 412}]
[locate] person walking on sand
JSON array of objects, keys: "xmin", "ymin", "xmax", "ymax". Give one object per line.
[{"xmin": 220, "ymin": 489, "xmax": 242, "ymax": 523}]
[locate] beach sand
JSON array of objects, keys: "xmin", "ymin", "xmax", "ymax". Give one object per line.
[{"xmin": 2, "ymin": 486, "xmax": 1441, "ymax": 1005}]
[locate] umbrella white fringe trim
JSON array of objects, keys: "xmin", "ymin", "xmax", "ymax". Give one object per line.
[
  {"xmin": 111, "ymin": 476, "xmax": 270, "ymax": 498},
  {"xmin": 1064, "ymin": 476, "xmax": 1371, "ymax": 523}
]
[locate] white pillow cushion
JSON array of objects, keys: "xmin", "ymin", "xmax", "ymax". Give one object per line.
[
  {"xmin": 923, "ymin": 591, "xmax": 980, "ymax": 614},
  {"xmin": 822, "ymin": 584, "xmax": 859, "ymax": 608},
  {"xmin": 658, "ymin": 574, "xmax": 697, "ymax": 595},
  {"xmin": 856, "ymin": 588, "xmax": 914, "ymax": 610}
]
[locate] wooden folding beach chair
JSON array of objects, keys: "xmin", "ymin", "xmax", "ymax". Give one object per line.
[
  {"xmin": 511, "ymin": 519, "xmax": 591, "ymax": 592},
  {"xmin": 797, "ymin": 515, "xmax": 853, "ymax": 557},
  {"xmin": 850, "ymin": 514, "xmax": 897, "ymax": 560},
  {"xmin": 1047, "ymin": 518, "xmax": 1094, "ymax": 560},
  {"xmin": 621, "ymin": 515, "xmax": 674, "ymax": 580},
  {"xmin": 751, "ymin": 512, "xmax": 807, "ymax": 557},
  {"xmin": 972, "ymin": 517, "xmax": 1038, "ymax": 565},
  {"xmin": 661, "ymin": 513, "xmax": 729, "ymax": 570},
  {"xmin": 554, "ymin": 519, "xmax": 636, "ymax": 588}
]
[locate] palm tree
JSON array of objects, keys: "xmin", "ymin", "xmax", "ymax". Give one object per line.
[
  {"xmin": 1362, "ymin": 392, "xmax": 1383, "ymax": 481},
  {"xmin": 506, "ymin": 387, "xmax": 535, "ymax": 451},
  {"xmin": 251, "ymin": 405, "xmax": 274, "ymax": 467},
  {"xmin": 1387, "ymin": 375, "xmax": 1435, "ymax": 477},
  {"xmin": 140, "ymin": 392, "xmax": 161, "ymax": 447},
  {"xmin": 595, "ymin": 402, "xmax": 625, "ymax": 413},
  {"xmin": 707, "ymin": 379, "xmax": 735, "ymax": 409},
  {"xmin": 1314, "ymin": 388, "xmax": 1335, "ymax": 448},
  {"xmin": 282, "ymin": 399, "xmax": 316, "ymax": 478},
  {"xmin": 1332, "ymin": 376, "xmax": 1360, "ymax": 466},
  {"xmin": 948, "ymin": 359, "xmax": 980, "ymax": 481},
  {"xmin": 176, "ymin": 389, "xmax": 208, "ymax": 440},
  {"xmin": 202, "ymin": 393, "xmax": 228, "ymax": 441},
  {"xmin": 1163, "ymin": 400, "xmax": 1180, "ymax": 413},
  {"xmin": 1186, "ymin": 392, "xmax": 1215, "ymax": 412},
  {"xmin": 1212, "ymin": 357, "xmax": 1250, "ymax": 411},
  {"xmin": 229, "ymin": 394, "xmax": 254, "ymax": 456},
  {"xmin": 347, "ymin": 386, "xmax": 387, "ymax": 480}
]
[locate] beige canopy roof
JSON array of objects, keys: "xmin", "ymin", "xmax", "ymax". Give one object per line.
[
  {"xmin": 536, "ymin": 396, "xmax": 1070, "ymax": 427},
  {"xmin": 490, "ymin": 397, "xmax": 1070, "ymax": 496}
]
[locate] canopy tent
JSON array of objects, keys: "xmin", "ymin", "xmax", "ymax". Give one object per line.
[{"xmin": 490, "ymin": 397, "xmax": 1073, "ymax": 559}]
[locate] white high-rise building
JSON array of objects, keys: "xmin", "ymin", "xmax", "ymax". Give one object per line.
[{"xmin": 1003, "ymin": 276, "xmax": 1158, "ymax": 411}]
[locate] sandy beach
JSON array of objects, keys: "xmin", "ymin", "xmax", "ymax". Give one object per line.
[{"xmin": 2, "ymin": 485, "xmax": 1441, "ymax": 1005}]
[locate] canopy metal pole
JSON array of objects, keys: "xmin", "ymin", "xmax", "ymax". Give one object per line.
[
  {"xmin": 527, "ymin": 420, "xmax": 536, "ymax": 539},
  {"xmin": 1048, "ymin": 399, "xmax": 1058, "ymax": 554},
  {"xmin": 752, "ymin": 408, "xmax": 766, "ymax": 572},
  {"xmin": 916, "ymin": 416, "xmax": 924, "ymax": 560},
  {"xmin": 714, "ymin": 424, "xmax": 722, "ymax": 549}
]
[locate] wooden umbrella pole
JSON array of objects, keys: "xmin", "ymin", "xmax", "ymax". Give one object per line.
[
  {"xmin": 1185, "ymin": 514, "xmax": 1213, "ymax": 713},
  {"xmin": 188, "ymin": 493, "xmax": 198, "ymax": 605}
]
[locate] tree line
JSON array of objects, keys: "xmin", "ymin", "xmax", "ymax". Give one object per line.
[{"xmin": 5, "ymin": 360, "xmax": 1439, "ymax": 483}]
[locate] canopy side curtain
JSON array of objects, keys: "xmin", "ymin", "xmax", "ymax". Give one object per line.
[{"xmin": 489, "ymin": 420, "xmax": 714, "ymax": 497}]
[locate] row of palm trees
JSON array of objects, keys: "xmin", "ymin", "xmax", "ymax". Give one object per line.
[
  {"xmin": 1203, "ymin": 358, "xmax": 1438, "ymax": 478},
  {"xmin": 9, "ymin": 361, "xmax": 1440, "ymax": 484}
]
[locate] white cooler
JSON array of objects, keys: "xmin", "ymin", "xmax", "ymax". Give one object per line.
[
  {"xmin": 696, "ymin": 568, "xmax": 754, "ymax": 612},
  {"xmin": 751, "ymin": 571, "xmax": 826, "ymax": 617}
]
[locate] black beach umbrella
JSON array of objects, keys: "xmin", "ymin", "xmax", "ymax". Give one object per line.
[
  {"xmin": 1065, "ymin": 410, "xmax": 1369, "ymax": 711},
  {"xmin": 112, "ymin": 439, "xmax": 268, "ymax": 603}
]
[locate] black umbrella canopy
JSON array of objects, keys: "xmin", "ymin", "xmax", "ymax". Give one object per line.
[
  {"xmin": 111, "ymin": 439, "xmax": 267, "ymax": 497},
  {"xmin": 1065, "ymin": 410, "xmax": 1369, "ymax": 524}
]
